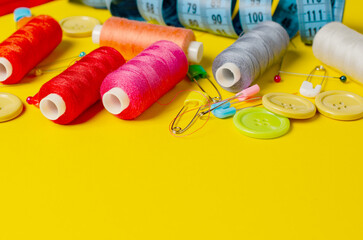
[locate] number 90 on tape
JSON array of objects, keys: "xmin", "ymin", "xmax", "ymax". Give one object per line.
[{"xmin": 177, "ymin": 0, "xmax": 242, "ymax": 38}]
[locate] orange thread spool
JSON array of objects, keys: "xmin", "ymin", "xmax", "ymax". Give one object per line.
[{"xmin": 92, "ymin": 17, "xmax": 203, "ymax": 63}]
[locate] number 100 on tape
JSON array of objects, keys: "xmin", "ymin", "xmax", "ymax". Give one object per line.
[{"xmin": 239, "ymin": 0, "xmax": 272, "ymax": 31}]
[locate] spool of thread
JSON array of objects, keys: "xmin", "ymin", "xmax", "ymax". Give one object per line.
[
  {"xmin": 0, "ymin": 15, "xmax": 62, "ymax": 84},
  {"xmin": 212, "ymin": 21, "xmax": 290, "ymax": 93},
  {"xmin": 313, "ymin": 22, "xmax": 363, "ymax": 83},
  {"xmin": 35, "ymin": 47, "xmax": 125, "ymax": 124},
  {"xmin": 92, "ymin": 16, "xmax": 203, "ymax": 63},
  {"xmin": 101, "ymin": 40, "xmax": 188, "ymax": 120}
]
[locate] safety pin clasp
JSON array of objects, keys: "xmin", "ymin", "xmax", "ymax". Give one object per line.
[
  {"xmin": 188, "ymin": 65, "xmax": 222, "ymax": 103},
  {"xmin": 299, "ymin": 65, "xmax": 326, "ymax": 98},
  {"xmin": 170, "ymin": 91, "xmax": 209, "ymax": 134},
  {"xmin": 213, "ymin": 106, "xmax": 237, "ymax": 119}
]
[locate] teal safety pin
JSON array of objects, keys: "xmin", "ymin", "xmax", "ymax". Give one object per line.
[
  {"xmin": 199, "ymin": 84, "xmax": 260, "ymax": 116},
  {"xmin": 211, "ymin": 99, "xmax": 262, "ymax": 119},
  {"xmin": 170, "ymin": 91, "xmax": 209, "ymax": 134},
  {"xmin": 187, "ymin": 65, "xmax": 222, "ymax": 103}
]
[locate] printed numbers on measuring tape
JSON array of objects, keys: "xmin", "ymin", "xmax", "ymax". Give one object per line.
[
  {"xmin": 177, "ymin": 0, "xmax": 240, "ymax": 38},
  {"xmin": 177, "ymin": 0, "xmax": 206, "ymax": 31},
  {"xmin": 297, "ymin": 0, "xmax": 333, "ymax": 44},
  {"xmin": 137, "ymin": 0, "xmax": 166, "ymax": 25},
  {"xmin": 204, "ymin": 0, "xmax": 239, "ymax": 37},
  {"xmin": 239, "ymin": 0, "xmax": 272, "ymax": 32}
]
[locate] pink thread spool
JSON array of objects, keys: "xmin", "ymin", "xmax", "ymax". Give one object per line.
[{"xmin": 101, "ymin": 40, "xmax": 189, "ymax": 119}]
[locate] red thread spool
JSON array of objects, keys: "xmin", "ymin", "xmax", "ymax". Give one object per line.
[
  {"xmin": 92, "ymin": 17, "xmax": 203, "ymax": 63},
  {"xmin": 34, "ymin": 47, "xmax": 125, "ymax": 124},
  {"xmin": 0, "ymin": 15, "xmax": 62, "ymax": 84},
  {"xmin": 100, "ymin": 40, "xmax": 188, "ymax": 120}
]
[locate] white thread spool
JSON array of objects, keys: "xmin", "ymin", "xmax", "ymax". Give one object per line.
[{"xmin": 313, "ymin": 22, "xmax": 363, "ymax": 83}]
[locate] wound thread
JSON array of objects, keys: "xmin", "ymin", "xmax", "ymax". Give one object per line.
[
  {"xmin": 212, "ymin": 21, "xmax": 289, "ymax": 92},
  {"xmin": 0, "ymin": 15, "xmax": 62, "ymax": 84},
  {"xmin": 101, "ymin": 40, "xmax": 188, "ymax": 120}
]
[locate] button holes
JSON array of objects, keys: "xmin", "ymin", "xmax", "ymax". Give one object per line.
[
  {"xmin": 337, "ymin": 107, "xmax": 341, "ymax": 110},
  {"xmin": 263, "ymin": 123, "xmax": 269, "ymax": 126},
  {"xmin": 255, "ymin": 123, "xmax": 262, "ymax": 126},
  {"xmin": 255, "ymin": 119, "xmax": 261, "ymax": 122},
  {"xmin": 344, "ymin": 105, "xmax": 347, "ymax": 108},
  {"xmin": 263, "ymin": 119, "xmax": 269, "ymax": 122},
  {"xmin": 333, "ymin": 104, "xmax": 337, "ymax": 107}
]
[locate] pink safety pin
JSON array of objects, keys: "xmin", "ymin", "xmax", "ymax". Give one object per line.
[{"xmin": 199, "ymin": 84, "xmax": 260, "ymax": 116}]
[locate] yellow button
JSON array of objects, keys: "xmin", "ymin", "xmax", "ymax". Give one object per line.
[
  {"xmin": 0, "ymin": 92, "xmax": 23, "ymax": 122},
  {"xmin": 262, "ymin": 92, "xmax": 316, "ymax": 119},
  {"xmin": 315, "ymin": 90, "xmax": 363, "ymax": 120},
  {"xmin": 59, "ymin": 16, "xmax": 100, "ymax": 37}
]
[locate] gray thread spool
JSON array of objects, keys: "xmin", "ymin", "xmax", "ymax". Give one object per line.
[{"xmin": 212, "ymin": 21, "xmax": 290, "ymax": 93}]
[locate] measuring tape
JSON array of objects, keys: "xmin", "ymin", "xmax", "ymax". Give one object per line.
[
  {"xmin": 106, "ymin": 0, "xmax": 344, "ymax": 41},
  {"xmin": 177, "ymin": 0, "xmax": 301, "ymax": 38},
  {"xmin": 296, "ymin": 0, "xmax": 334, "ymax": 44},
  {"xmin": 177, "ymin": 0, "xmax": 242, "ymax": 38},
  {"xmin": 136, "ymin": 0, "xmax": 182, "ymax": 26},
  {"xmin": 239, "ymin": 0, "xmax": 272, "ymax": 32},
  {"xmin": 332, "ymin": 0, "xmax": 345, "ymax": 21},
  {"xmin": 273, "ymin": 0, "xmax": 299, "ymax": 38},
  {"xmin": 106, "ymin": 0, "xmax": 144, "ymax": 21},
  {"xmin": 137, "ymin": 0, "xmax": 166, "ymax": 24}
]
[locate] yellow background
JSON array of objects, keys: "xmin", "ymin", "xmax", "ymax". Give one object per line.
[{"xmin": 1, "ymin": 0, "xmax": 363, "ymax": 239}]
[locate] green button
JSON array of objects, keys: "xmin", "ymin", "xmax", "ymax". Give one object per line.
[
  {"xmin": 233, "ymin": 107, "xmax": 290, "ymax": 139},
  {"xmin": 0, "ymin": 92, "xmax": 23, "ymax": 122}
]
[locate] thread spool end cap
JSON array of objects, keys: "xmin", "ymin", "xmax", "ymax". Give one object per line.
[
  {"xmin": 102, "ymin": 87, "xmax": 130, "ymax": 115},
  {"xmin": 215, "ymin": 63, "xmax": 241, "ymax": 88},
  {"xmin": 0, "ymin": 57, "xmax": 13, "ymax": 82},
  {"xmin": 92, "ymin": 24, "xmax": 103, "ymax": 44},
  {"xmin": 39, "ymin": 94, "xmax": 66, "ymax": 121},
  {"xmin": 187, "ymin": 41, "xmax": 203, "ymax": 63}
]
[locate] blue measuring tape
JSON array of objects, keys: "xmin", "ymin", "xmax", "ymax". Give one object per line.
[
  {"xmin": 273, "ymin": 0, "xmax": 299, "ymax": 38},
  {"xmin": 296, "ymin": 0, "xmax": 346, "ymax": 45},
  {"xmin": 177, "ymin": 0, "xmax": 242, "ymax": 38},
  {"xmin": 332, "ymin": 0, "xmax": 345, "ymax": 21},
  {"xmin": 106, "ymin": 0, "xmax": 144, "ymax": 21},
  {"xmin": 239, "ymin": 0, "xmax": 272, "ymax": 32},
  {"xmin": 106, "ymin": 0, "xmax": 344, "ymax": 42},
  {"xmin": 136, "ymin": 0, "xmax": 182, "ymax": 26},
  {"xmin": 296, "ymin": 0, "xmax": 333, "ymax": 44}
]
